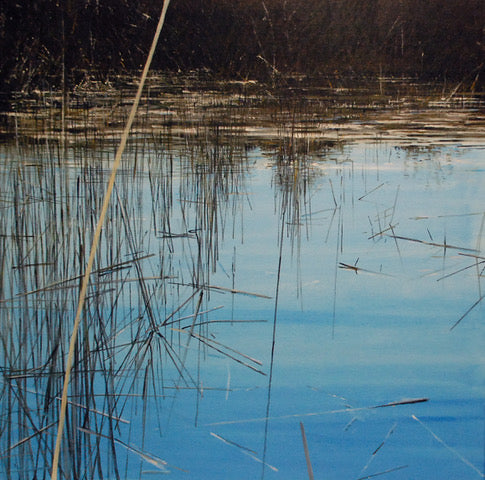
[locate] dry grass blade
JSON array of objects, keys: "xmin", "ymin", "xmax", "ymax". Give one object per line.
[
  {"xmin": 358, "ymin": 182, "xmax": 386, "ymax": 201},
  {"xmin": 175, "ymin": 305, "xmax": 224, "ymax": 323},
  {"xmin": 180, "ymin": 328, "xmax": 263, "ymax": 367},
  {"xmin": 56, "ymin": 398, "xmax": 130, "ymax": 424},
  {"xmin": 0, "ymin": 254, "xmax": 156, "ymax": 303},
  {"xmin": 176, "ymin": 319, "xmax": 267, "ymax": 328},
  {"xmin": 458, "ymin": 253, "xmax": 485, "ymax": 260},
  {"xmin": 450, "ymin": 294, "xmax": 485, "ymax": 331},
  {"xmin": 388, "ymin": 234, "xmax": 479, "ymax": 253},
  {"xmin": 437, "ymin": 260, "xmax": 485, "ymax": 282},
  {"xmin": 51, "ymin": 1, "xmax": 172, "ymax": 478},
  {"xmin": 161, "ymin": 289, "xmax": 201, "ymax": 327},
  {"xmin": 206, "ymin": 398, "xmax": 428, "ymax": 425},
  {"xmin": 368, "ymin": 223, "xmax": 398, "ymax": 240},
  {"xmin": 338, "ymin": 262, "xmax": 394, "ymax": 277},
  {"xmin": 210, "ymin": 432, "xmax": 258, "ymax": 455},
  {"xmin": 178, "ymin": 291, "xmax": 204, "ymax": 382},
  {"xmin": 300, "ymin": 422, "xmax": 315, "ymax": 480},
  {"xmin": 173, "ymin": 328, "xmax": 266, "ymax": 375},
  {"xmin": 371, "ymin": 398, "xmax": 428, "ymax": 408},
  {"xmin": 412, "ymin": 415, "xmax": 484, "ymax": 477},
  {"xmin": 78, "ymin": 427, "xmax": 178, "ymax": 473},
  {"xmin": 1, "ymin": 423, "xmax": 56, "ymax": 457},
  {"xmin": 359, "ymin": 423, "xmax": 397, "ymax": 476},
  {"xmin": 170, "ymin": 282, "xmax": 272, "ymax": 299},
  {"xmin": 210, "ymin": 431, "xmax": 278, "ymax": 472},
  {"xmin": 356, "ymin": 465, "xmax": 408, "ymax": 480}
]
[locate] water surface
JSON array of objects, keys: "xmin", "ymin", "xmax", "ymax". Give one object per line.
[{"xmin": 0, "ymin": 81, "xmax": 483, "ymax": 479}]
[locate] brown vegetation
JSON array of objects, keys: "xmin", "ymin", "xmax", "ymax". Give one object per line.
[{"xmin": 0, "ymin": 0, "xmax": 484, "ymax": 91}]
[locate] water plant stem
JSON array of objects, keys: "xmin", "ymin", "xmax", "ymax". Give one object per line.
[{"xmin": 51, "ymin": 1, "xmax": 172, "ymax": 478}]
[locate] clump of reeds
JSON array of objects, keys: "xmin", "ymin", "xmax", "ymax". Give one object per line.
[{"xmin": 0, "ymin": 73, "xmax": 268, "ymax": 479}]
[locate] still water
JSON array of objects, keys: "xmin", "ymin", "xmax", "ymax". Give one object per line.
[
  {"xmin": 142, "ymin": 141, "xmax": 484, "ymax": 480},
  {"xmin": 0, "ymin": 85, "xmax": 483, "ymax": 479}
]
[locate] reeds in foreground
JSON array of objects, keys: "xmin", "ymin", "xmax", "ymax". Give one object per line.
[{"xmin": 0, "ymin": 76, "xmax": 270, "ymax": 478}]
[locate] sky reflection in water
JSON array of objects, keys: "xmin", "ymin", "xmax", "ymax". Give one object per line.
[
  {"xmin": 0, "ymin": 115, "xmax": 483, "ymax": 479},
  {"xmin": 139, "ymin": 140, "xmax": 484, "ymax": 479}
]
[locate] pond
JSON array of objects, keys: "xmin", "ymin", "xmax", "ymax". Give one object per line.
[{"xmin": 0, "ymin": 77, "xmax": 483, "ymax": 479}]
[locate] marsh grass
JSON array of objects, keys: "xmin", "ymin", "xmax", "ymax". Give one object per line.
[
  {"xmin": 0, "ymin": 75, "xmax": 483, "ymax": 479},
  {"xmin": 0, "ymin": 74, "xmax": 282, "ymax": 479}
]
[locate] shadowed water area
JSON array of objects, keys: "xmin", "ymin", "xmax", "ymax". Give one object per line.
[{"xmin": 0, "ymin": 76, "xmax": 483, "ymax": 479}]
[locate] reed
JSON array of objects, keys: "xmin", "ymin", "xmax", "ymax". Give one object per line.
[
  {"xmin": 1, "ymin": 69, "xmax": 483, "ymax": 479},
  {"xmin": 0, "ymin": 74, "xmax": 275, "ymax": 479}
]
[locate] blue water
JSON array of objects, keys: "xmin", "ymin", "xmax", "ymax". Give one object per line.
[
  {"xmin": 114, "ymin": 141, "xmax": 484, "ymax": 479},
  {"xmin": 0, "ymin": 132, "xmax": 483, "ymax": 479}
]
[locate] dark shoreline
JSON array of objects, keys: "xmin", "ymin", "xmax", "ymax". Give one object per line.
[{"xmin": 1, "ymin": 0, "xmax": 484, "ymax": 93}]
